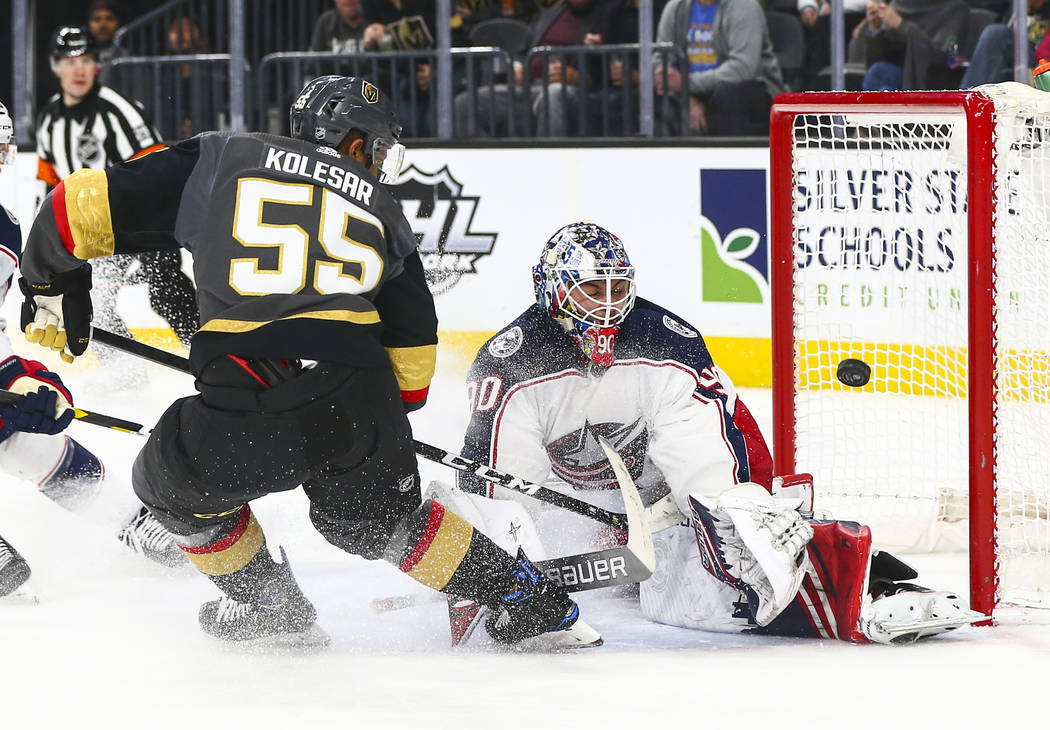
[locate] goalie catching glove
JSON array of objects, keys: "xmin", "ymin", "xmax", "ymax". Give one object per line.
[
  {"xmin": 689, "ymin": 483, "xmax": 814, "ymax": 626},
  {"xmin": 19, "ymin": 265, "xmax": 93, "ymax": 363}
]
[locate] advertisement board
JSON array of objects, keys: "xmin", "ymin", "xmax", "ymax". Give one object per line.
[{"xmin": 1, "ymin": 145, "xmax": 775, "ymax": 385}]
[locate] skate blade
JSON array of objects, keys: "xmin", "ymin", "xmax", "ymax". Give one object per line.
[
  {"xmin": 0, "ymin": 586, "xmax": 39, "ymax": 605},
  {"xmin": 515, "ymin": 619, "xmax": 604, "ymax": 652},
  {"xmin": 214, "ymin": 623, "xmax": 332, "ymax": 652}
]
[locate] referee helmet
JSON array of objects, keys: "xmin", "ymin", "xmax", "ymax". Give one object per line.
[
  {"xmin": 289, "ymin": 76, "xmax": 405, "ymax": 184},
  {"xmin": 50, "ymin": 26, "xmax": 98, "ymax": 63}
]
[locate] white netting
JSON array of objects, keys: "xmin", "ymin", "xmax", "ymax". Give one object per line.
[{"xmin": 782, "ymin": 84, "xmax": 1050, "ymax": 607}]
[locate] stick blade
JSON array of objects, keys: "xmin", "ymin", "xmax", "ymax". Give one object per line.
[{"xmin": 597, "ymin": 436, "xmax": 655, "ymax": 575}]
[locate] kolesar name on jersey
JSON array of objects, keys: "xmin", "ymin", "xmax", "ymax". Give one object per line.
[{"xmin": 264, "ymin": 147, "xmax": 374, "ymax": 206}]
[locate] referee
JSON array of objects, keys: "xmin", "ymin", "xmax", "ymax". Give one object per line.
[{"xmin": 35, "ymin": 26, "xmax": 199, "ymax": 367}]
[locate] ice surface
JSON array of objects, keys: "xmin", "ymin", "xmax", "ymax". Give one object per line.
[{"xmin": 1, "ymin": 344, "xmax": 1047, "ymax": 729}]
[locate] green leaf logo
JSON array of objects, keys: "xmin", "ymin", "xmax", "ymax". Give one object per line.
[{"xmin": 700, "ymin": 216, "xmax": 767, "ymax": 304}]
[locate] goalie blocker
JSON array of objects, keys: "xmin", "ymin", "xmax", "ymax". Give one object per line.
[{"xmin": 689, "ymin": 478, "xmax": 983, "ymax": 644}]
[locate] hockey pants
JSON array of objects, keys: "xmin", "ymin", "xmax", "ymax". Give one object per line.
[{"xmin": 131, "ymin": 359, "xmax": 421, "ymax": 560}]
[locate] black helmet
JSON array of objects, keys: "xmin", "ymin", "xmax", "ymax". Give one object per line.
[
  {"xmin": 51, "ymin": 26, "xmax": 98, "ymax": 62},
  {"xmin": 289, "ymin": 76, "xmax": 405, "ymax": 183}
]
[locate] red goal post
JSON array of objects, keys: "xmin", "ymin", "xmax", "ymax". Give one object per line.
[{"xmin": 770, "ymin": 85, "xmax": 1050, "ymax": 617}]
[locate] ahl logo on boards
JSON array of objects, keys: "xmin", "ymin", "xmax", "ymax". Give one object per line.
[
  {"xmin": 390, "ymin": 165, "xmax": 497, "ymax": 294},
  {"xmin": 699, "ymin": 169, "xmax": 769, "ymax": 304}
]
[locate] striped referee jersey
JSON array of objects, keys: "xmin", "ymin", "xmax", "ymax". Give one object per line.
[{"xmin": 35, "ymin": 83, "xmax": 164, "ymax": 185}]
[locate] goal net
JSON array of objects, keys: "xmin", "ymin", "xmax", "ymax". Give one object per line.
[{"xmin": 770, "ymin": 84, "xmax": 1050, "ymax": 615}]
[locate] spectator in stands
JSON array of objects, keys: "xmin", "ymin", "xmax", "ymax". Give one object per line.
[
  {"xmin": 587, "ymin": 0, "xmax": 668, "ymax": 135},
  {"xmin": 454, "ymin": 0, "xmax": 616, "ymax": 137},
  {"xmin": 360, "ymin": 0, "xmax": 464, "ymax": 136},
  {"xmin": 959, "ymin": 0, "xmax": 1050, "ymax": 87},
  {"xmin": 455, "ymin": 0, "xmax": 541, "ymax": 32},
  {"xmin": 168, "ymin": 13, "xmax": 206, "ymax": 55},
  {"xmin": 849, "ymin": 0, "xmax": 969, "ymax": 91},
  {"xmin": 88, "ymin": 0, "xmax": 126, "ymax": 84},
  {"xmin": 310, "ymin": 0, "xmax": 374, "ymax": 53},
  {"xmin": 654, "ymin": 0, "xmax": 784, "ymax": 136},
  {"xmin": 799, "ymin": 0, "xmax": 867, "ymax": 89},
  {"xmin": 164, "ymin": 14, "xmax": 218, "ymax": 138}
]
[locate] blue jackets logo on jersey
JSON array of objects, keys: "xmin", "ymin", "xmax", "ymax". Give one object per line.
[
  {"xmin": 390, "ymin": 165, "xmax": 497, "ymax": 295},
  {"xmin": 488, "ymin": 326, "xmax": 523, "ymax": 358},
  {"xmin": 699, "ymin": 169, "xmax": 769, "ymax": 305},
  {"xmin": 546, "ymin": 419, "xmax": 649, "ymax": 490}
]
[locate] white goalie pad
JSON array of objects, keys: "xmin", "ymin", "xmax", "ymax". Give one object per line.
[
  {"xmin": 860, "ymin": 590, "xmax": 984, "ymax": 645},
  {"xmin": 689, "ymin": 483, "xmax": 814, "ymax": 626}
]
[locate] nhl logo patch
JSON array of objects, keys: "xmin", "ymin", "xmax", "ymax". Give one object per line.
[
  {"xmin": 662, "ymin": 315, "xmax": 697, "ymax": 338},
  {"xmin": 362, "ymin": 81, "xmax": 379, "ymax": 104},
  {"xmin": 488, "ymin": 326, "xmax": 523, "ymax": 358},
  {"xmin": 76, "ymin": 133, "xmax": 102, "ymax": 165}
]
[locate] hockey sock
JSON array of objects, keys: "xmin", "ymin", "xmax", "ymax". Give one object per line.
[
  {"xmin": 177, "ymin": 505, "xmax": 272, "ymax": 600},
  {"xmin": 386, "ymin": 499, "xmax": 515, "ymax": 604},
  {"xmin": 38, "ymin": 437, "xmax": 104, "ymax": 510}
]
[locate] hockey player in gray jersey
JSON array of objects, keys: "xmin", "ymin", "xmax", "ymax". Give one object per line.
[
  {"xmin": 18, "ymin": 76, "xmax": 599, "ymax": 649},
  {"xmin": 447, "ymin": 221, "xmax": 982, "ymax": 644}
]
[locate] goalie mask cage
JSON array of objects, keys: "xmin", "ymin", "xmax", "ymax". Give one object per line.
[{"xmin": 770, "ymin": 84, "xmax": 1050, "ymax": 617}]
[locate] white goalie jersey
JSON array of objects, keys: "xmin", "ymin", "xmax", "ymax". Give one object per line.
[
  {"xmin": 459, "ymin": 298, "xmax": 772, "ymax": 510},
  {"xmin": 458, "ymin": 299, "xmax": 775, "ymax": 632}
]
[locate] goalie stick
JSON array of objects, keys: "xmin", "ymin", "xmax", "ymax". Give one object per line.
[
  {"xmin": 376, "ymin": 438, "xmax": 657, "ymax": 612},
  {"xmin": 88, "ymin": 328, "xmax": 687, "ymax": 534}
]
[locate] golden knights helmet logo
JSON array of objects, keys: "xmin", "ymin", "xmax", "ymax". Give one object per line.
[
  {"xmin": 362, "ymin": 80, "xmax": 379, "ymax": 104},
  {"xmin": 389, "ymin": 165, "xmax": 497, "ymax": 295}
]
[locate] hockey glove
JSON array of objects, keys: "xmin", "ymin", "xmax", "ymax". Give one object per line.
[
  {"xmin": 0, "ymin": 356, "xmax": 75, "ymax": 443},
  {"xmin": 19, "ymin": 265, "xmax": 93, "ymax": 363},
  {"xmin": 689, "ymin": 483, "xmax": 813, "ymax": 626}
]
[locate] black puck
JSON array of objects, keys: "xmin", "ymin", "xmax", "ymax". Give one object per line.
[{"xmin": 836, "ymin": 358, "xmax": 871, "ymax": 387}]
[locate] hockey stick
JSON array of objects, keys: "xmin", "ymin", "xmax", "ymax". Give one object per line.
[
  {"xmin": 0, "ymin": 389, "xmax": 150, "ymax": 436},
  {"xmin": 89, "ymin": 327, "xmax": 686, "ymax": 533},
  {"xmin": 413, "ymin": 440, "xmax": 685, "ymax": 533},
  {"xmin": 375, "ymin": 535, "xmax": 654, "ymax": 613},
  {"xmin": 378, "ymin": 439, "xmax": 655, "ymax": 613},
  {"xmin": 91, "ymin": 327, "xmax": 191, "ymax": 373}
]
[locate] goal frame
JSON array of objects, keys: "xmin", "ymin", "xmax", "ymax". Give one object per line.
[{"xmin": 769, "ymin": 91, "xmax": 998, "ymax": 616}]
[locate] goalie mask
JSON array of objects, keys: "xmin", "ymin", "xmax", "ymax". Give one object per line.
[
  {"xmin": 289, "ymin": 75, "xmax": 405, "ymax": 184},
  {"xmin": 0, "ymin": 102, "xmax": 12, "ymax": 166},
  {"xmin": 533, "ymin": 222, "xmax": 636, "ymax": 367}
]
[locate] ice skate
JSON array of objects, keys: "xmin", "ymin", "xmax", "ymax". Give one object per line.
[
  {"xmin": 0, "ymin": 535, "xmax": 31, "ymax": 598},
  {"xmin": 117, "ymin": 506, "xmax": 186, "ymax": 567},
  {"xmin": 861, "ymin": 583, "xmax": 984, "ymax": 644},
  {"xmin": 198, "ymin": 550, "xmax": 329, "ymax": 649},
  {"xmin": 483, "ymin": 548, "xmax": 602, "ymax": 650}
]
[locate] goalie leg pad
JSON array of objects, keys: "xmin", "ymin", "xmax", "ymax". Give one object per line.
[{"xmin": 763, "ymin": 519, "xmax": 873, "ymax": 642}]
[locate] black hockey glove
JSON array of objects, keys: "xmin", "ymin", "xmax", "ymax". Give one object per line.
[{"xmin": 19, "ymin": 265, "xmax": 94, "ymax": 363}]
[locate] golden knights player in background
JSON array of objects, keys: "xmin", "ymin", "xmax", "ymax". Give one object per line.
[{"xmin": 17, "ymin": 76, "xmax": 599, "ymax": 648}]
